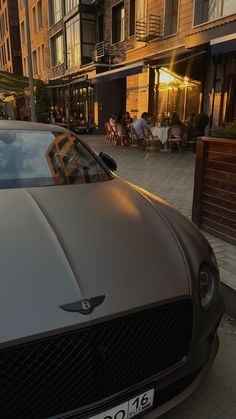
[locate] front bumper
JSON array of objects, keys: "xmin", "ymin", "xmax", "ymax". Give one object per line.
[
  {"xmin": 145, "ymin": 332, "xmax": 219, "ymax": 418},
  {"xmin": 57, "ymin": 328, "xmax": 220, "ymax": 419}
]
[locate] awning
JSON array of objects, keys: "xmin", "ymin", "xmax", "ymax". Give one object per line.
[
  {"xmin": 185, "ymin": 20, "xmax": 236, "ymax": 48},
  {"xmin": 0, "ymin": 70, "xmax": 31, "ymax": 94},
  {"xmin": 210, "ymin": 33, "xmax": 236, "ymax": 54},
  {"xmin": 150, "ymin": 50, "xmax": 206, "ymax": 68},
  {"xmin": 88, "ymin": 61, "xmax": 144, "ymax": 84}
]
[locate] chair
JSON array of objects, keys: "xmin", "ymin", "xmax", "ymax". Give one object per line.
[
  {"xmin": 116, "ymin": 123, "xmax": 127, "ymax": 146},
  {"xmin": 129, "ymin": 123, "xmax": 140, "ymax": 147},
  {"xmin": 167, "ymin": 126, "xmax": 184, "ymax": 152},
  {"xmin": 142, "ymin": 126, "xmax": 161, "ymax": 151},
  {"xmin": 104, "ymin": 122, "xmax": 118, "ymax": 144}
]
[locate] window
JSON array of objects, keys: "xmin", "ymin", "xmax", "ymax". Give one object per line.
[
  {"xmin": 32, "ymin": 49, "xmax": 37, "ymax": 75},
  {"xmin": 37, "ymin": 46, "xmax": 41, "ymax": 73},
  {"xmin": 0, "ymin": 13, "xmax": 5, "ymax": 37},
  {"xmin": 136, "ymin": 0, "xmax": 146, "ymax": 21},
  {"xmin": 4, "ymin": 9, "xmax": 8, "ymax": 31},
  {"xmin": 1, "ymin": 44, "xmax": 6, "ymax": 65},
  {"xmin": 32, "ymin": 6, "xmax": 37, "ymax": 33},
  {"xmin": 66, "ymin": 15, "xmax": 80, "ymax": 69},
  {"xmin": 81, "ymin": 13, "xmax": 95, "ymax": 65},
  {"xmin": 51, "ymin": 33, "xmax": 64, "ymax": 67},
  {"xmin": 112, "ymin": 2, "xmax": 125, "ymax": 44},
  {"xmin": 49, "ymin": 0, "xmax": 62, "ymax": 26},
  {"xmin": 41, "ymin": 43, "xmax": 45, "ymax": 70},
  {"xmin": 0, "ymin": 131, "xmax": 110, "ymax": 189},
  {"xmin": 164, "ymin": 0, "xmax": 179, "ymax": 36},
  {"xmin": 21, "ymin": 21, "xmax": 26, "ymax": 44},
  {"xmin": 98, "ymin": 14, "xmax": 104, "ymax": 42},
  {"xmin": 65, "ymin": 0, "xmax": 79, "ymax": 14},
  {"xmin": 23, "ymin": 56, "xmax": 28, "ymax": 76},
  {"xmin": 6, "ymin": 38, "xmax": 10, "ymax": 61},
  {"xmin": 37, "ymin": 0, "xmax": 43, "ymax": 29},
  {"xmin": 129, "ymin": 0, "xmax": 135, "ymax": 36},
  {"xmin": 194, "ymin": 0, "xmax": 236, "ymax": 25}
]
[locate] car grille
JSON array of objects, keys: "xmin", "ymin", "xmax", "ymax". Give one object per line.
[{"xmin": 0, "ymin": 299, "xmax": 192, "ymax": 419}]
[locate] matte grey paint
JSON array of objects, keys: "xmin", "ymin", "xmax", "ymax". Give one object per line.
[{"xmin": 0, "ymin": 179, "xmax": 189, "ymax": 345}]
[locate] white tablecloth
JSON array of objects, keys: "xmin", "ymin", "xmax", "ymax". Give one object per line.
[{"xmin": 150, "ymin": 127, "xmax": 169, "ymax": 144}]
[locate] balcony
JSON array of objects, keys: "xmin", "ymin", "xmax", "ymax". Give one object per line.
[
  {"xmin": 91, "ymin": 41, "xmax": 109, "ymax": 62},
  {"xmin": 136, "ymin": 15, "xmax": 161, "ymax": 42}
]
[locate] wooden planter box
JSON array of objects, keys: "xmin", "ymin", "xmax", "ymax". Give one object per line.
[{"xmin": 192, "ymin": 137, "xmax": 236, "ymax": 246}]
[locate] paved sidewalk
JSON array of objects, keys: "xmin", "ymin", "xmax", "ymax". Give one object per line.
[{"xmin": 81, "ymin": 135, "xmax": 236, "ymax": 291}]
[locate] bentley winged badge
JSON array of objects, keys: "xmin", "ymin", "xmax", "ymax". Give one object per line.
[{"xmin": 60, "ymin": 295, "xmax": 105, "ymax": 315}]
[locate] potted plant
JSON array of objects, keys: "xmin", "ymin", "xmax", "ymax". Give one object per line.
[
  {"xmin": 194, "ymin": 113, "xmax": 210, "ymax": 137},
  {"xmin": 212, "ymin": 123, "xmax": 236, "ymax": 139},
  {"xmin": 35, "ymin": 80, "xmax": 51, "ymax": 123}
]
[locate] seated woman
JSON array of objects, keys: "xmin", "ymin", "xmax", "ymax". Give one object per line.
[{"xmin": 109, "ymin": 113, "xmax": 117, "ymax": 128}]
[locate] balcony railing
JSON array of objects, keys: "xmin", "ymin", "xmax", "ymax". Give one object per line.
[
  {"xmin": 136, "ymin": 15, "xmax": 161, "ymax": 42},
  {"xmin": 91, "ymin": 41, "xmax": 108, "ymax": 62}
]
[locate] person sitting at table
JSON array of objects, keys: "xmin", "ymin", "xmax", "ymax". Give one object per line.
[
  {"xmin": 133, "ymin": 112, "xmax": 149, "ymax": 137},
  {"xmin": 109, "ymin": 113, "xmax": 118, "ymax": 128},
  {"xmin": 124, "ymin": 111, "xmax": 133, "ymax": 125}
]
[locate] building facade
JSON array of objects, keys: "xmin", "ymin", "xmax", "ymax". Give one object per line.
[
  {"xmin": 18, "ymin": 0, "xmax": 49, "ymax": 81},
  {"xmin": 91, "ymin": 0, "xmax": 236, "ymax": 132},
  {"xmin": 16, "ymin": 1, "xmax": 236, "ymax": 131},
  {"xmin": 0, "ymin": 0, "xmax": 23, "ymax": 118},
  {"xmin": 0, "ymin": 0, "xmax": 22, "ymax": 74}
]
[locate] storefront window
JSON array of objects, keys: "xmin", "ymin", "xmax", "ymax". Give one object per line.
[
  {"xmin": 157, "ymin": 68, "xmax": 201, "ymax": 122},
  {"xmin": 194, "ymin": 0, "xmax": 236, "ymax": 26}
]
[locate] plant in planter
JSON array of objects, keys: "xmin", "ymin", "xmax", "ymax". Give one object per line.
[
  {"xmin": 35, "ymin": 80, "xmax": 51, "ymax": 123},
  {"xmin": 194, "ymin": 113, "xmax": 210, "ymax": 137},
  {"xmin": 212, "ymin": 123, "xmax": 236, "ymax": 139}
]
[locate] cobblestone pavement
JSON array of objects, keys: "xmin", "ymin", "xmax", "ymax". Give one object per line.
[{"xmin": 81, "ymin": 135, "xmax": 236, "ymax": 291}]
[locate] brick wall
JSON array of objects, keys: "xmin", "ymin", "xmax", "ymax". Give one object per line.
[{"xmin": 126, "ymin": 69, "xmax": 149, "ymax": 118}]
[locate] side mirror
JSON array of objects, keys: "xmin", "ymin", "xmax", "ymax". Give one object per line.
[{"xmin": 99, "ymin": 152, "xmax": 117, "ymax": 172}]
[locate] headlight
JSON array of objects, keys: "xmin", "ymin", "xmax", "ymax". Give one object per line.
[{"xmin": 199, "ymin": 265, "xmax": 215, "ymax": 311}]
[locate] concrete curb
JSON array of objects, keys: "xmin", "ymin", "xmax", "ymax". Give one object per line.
[{"xmin": 220, "ymin": 267, "xmax": 236, "ymax": 292}]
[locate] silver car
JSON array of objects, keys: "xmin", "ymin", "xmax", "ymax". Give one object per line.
[{"xmin": 0, "ymin": 121, "xmax": 224, "ymax": 419}]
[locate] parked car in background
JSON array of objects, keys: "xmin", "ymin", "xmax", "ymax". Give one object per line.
[{"xmin": 0, "ymin": 121, "xmax": 224, "ymax": 419}]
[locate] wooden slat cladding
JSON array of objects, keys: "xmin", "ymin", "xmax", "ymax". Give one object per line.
[
  {"xmin": 203, "ymin": 191, "xmax": 236, "ymax": 212},
  {"xmin": 192, "ymin": 137, "xmax": 236, "ymax": 245},
  {"xmin": 202, "ymin": 201, "xmax": 236, "ymax": 221},
  {"xmin": 205, "ymin": 159, "xmax": 236, "ymax": 174}
]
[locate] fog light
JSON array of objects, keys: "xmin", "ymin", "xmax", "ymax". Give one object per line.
[{"xmin": 199, "ymin": 265, "xmax": 215, "ymax": 311}]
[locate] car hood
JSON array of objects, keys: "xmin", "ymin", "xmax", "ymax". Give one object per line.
[{"xmin": 0, "ymin": 178, "xmax": 189, "ymax": 346}]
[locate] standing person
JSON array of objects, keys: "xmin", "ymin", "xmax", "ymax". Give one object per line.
[{"xmin": 133, "ymin": 112, "xmax": 149, "ymax": 136}]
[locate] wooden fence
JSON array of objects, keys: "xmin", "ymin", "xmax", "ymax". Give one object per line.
[{"xmin": 192, "ymin": 137, "xmax": 236, "ymax": 246}]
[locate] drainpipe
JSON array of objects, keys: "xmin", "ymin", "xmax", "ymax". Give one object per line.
[{"xmin": 24, "ymin": 0, "xmax": 36, "ymax": 122}]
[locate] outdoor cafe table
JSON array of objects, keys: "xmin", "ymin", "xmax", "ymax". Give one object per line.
[{"xmin": 150, "ymin": 126, "xmax": 169, "ymax": 145}]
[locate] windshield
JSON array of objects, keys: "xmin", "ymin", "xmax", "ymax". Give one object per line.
[{"xmin": 0, "ymin": 130, "xmax": 110, "ymax": 189}]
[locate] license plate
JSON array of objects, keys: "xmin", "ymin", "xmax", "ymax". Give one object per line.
[{"xmin": 90, "ymin": 389, "xmax": 154, "ymax": 419}]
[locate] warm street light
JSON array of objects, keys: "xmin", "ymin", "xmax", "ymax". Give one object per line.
[{"xmin": 24, "ymin": 0, "xmax": 37, "ymax": 122}]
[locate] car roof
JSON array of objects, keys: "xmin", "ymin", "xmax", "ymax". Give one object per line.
[{"xmin": 0, "ymin": 120, "xmax": 67, "ymax": 133}]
